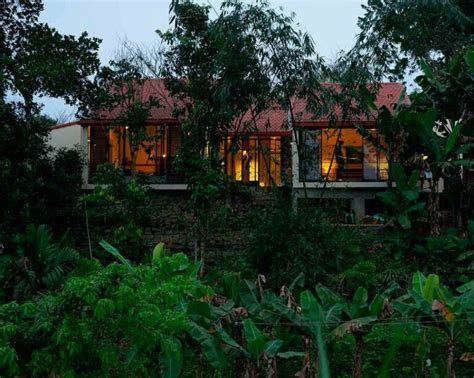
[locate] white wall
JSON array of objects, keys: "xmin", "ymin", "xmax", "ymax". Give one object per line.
[{"xmin": 49, "ymin": 124, "xmax": 82, "ymax": 150}]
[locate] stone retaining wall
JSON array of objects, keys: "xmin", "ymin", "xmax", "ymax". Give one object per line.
[{"xmin": 74, "ymin": 187, "xmax": 282, "ymax": 258}]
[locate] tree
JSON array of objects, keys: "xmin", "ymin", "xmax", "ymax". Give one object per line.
[
  {"xmin": 0, "ymin": 104, "xmax": 84, "ymax": 245},
  {"xmin": 157, "ymin": 0, "xmax": 325, "ymax": 275},
  {"xmin": 94, "ymin": 59, "xmax": 160, "ymax": 176},
  {"xmin": 412, "ymin": 47, "xmax": 474, "ymax": 227},
  {"xmin": 1, "ymin": 0, "xmax": 101, "ymax": 126},
  {"xmin": 352, "ymin": 0, "xmax": 474, "ymax": 80}
]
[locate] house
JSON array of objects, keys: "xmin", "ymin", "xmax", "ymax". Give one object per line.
[
  {"xmin": 290, "ymin": 83, "xmax": 408, "ymax": 218},
  {"xmin": 50, "ymin": 80, "xmax": 407, "ymax": 219}
]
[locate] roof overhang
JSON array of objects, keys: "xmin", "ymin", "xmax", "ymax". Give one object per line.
[{"xmin": 294, "ymin": 120, "xmax": 377, "ymax": 128}]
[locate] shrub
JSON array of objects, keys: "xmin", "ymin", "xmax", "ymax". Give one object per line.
[
  {"xmin": 0, "ymin": 251, "xmax": 211, "ymax": 376},
  {"xmin": 0, "ymin": 224, "xmax": 79, "ymax": 302},
  {"xmin": 82, "ymin": 164, "xmax": 152, "ymax": 262},
  {"xmin": 245, "ymin": 202, "xmax": 375, "ymax": 291}
]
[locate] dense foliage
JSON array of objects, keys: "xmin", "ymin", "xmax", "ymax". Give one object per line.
[
  {"xmin": 0, "ymin": 103, "xmax": 84, "ymax": 244},
  {"xmin": 158, "ymin": 0, "xmax": 325, "ymax": 274},
  {"xmin": 353, "ymin": 0, "xmax": 474, "ymax": 79},
  {"xmin": 0, "ymin": 247, "xmax": 211, "ymax": 376},
  {"xmin": 2, "ymin": 247, "xmax": 473, "ymax": 376},
  {"xmin": 82, "ymin": 164, "xmax": 152, "ymax": 262},
  {"xmin": 0, "ymin": 0, "xmax": 473, "ymax": 376},
  {"xmin": 246, "ymin": 203, "xmax": 373, "ymax": 291},
  {"xmin": 0, "ymin": 224, "xmax": 79, "ymax": 302}
]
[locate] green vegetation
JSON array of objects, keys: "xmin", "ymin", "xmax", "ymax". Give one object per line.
[
  {"xmin": 1, "ymin": 0, "xmax": 473, "ymax": 376},
  {"xmin": 82, "ymin": 164, "xmax": 152, "ymax": 262}
]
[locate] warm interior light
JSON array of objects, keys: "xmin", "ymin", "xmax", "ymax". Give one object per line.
[
  {"xmin": 422, "ymin": 154, "xmax": 428, "ymax": 161},
  {"xmin": 162, "ymin": 154, "xmax": 167, "ymax": 158},
  {"xmin": 125, "ymin": 126, "xmax": 129, "ymax": 130},
  {"xmin": 242, "ymin": 150, "xmax": 248, "ymax": 156}
]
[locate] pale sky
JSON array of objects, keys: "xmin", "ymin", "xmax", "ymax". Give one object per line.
[{"xmin": 39, "ymin": 0, "xmax": 367, "ymax": 120}]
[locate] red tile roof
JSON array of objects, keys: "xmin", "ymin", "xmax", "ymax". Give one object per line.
[
  {"xmin": 55, "ymin": 80, "xmax": 407, "ymax": 134},
  {"xmin": 92, "ymin": 79, "xmax": 181, "ymax": 122},
  {"xmin": 291, "ymin": 82, "xmax": 408, "ymax": 127}
]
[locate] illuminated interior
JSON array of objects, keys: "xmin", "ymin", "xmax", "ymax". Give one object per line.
[
  {"xmin": 89, "ymin": 125, "xmax": 181, "ymax": 176},
  {"xmin": 221, "ymin": 136, "xmax": 282, "ymax": 187},
  {"xmin": 299, "ymin": 128, "xmax": 388, "ymax": 181},
  {"xmin": 88, "ymin": 124, "xmax": 387, "ymax": 184}
]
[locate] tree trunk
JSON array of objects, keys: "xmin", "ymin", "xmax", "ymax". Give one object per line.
[
  {"xmin": 193, "ymin": 235, "xmax": 199, "ymax": 263},
  {"xmin": 314, "ymin": 348, "xmax": 319, "ymax": 377},
  {"xmin": 199, "ymin": 238, "xmax": 205, "ymax": 278},
  {"xmin": 196, "ymin": 351, "xmax": 203, "ymax": 378},
  {"xmin": 244, "ymin": 361, "xmax": 258, "ymax": 378},
  {"xmin": 428, "ymin": 180, "xmax": 441, "ymax": 235},
  {"xmin": 266, "ymin": 358, "xmax": 277, "ymax": 378},
  {"xmin": 130, "ymin": 148, "xmax": 138, "ymax": 176},
  {"xmin": 235, "ymin": 321, "xmax": 244, "ymax": 378},
  {"xmin": 296, "ymin": 336, "xmax": 311, "ymax": 378},
  {"xmin": 23, "ymin": 93, "xmax": 34, "ymax": 132},
  {"xmin": 447, "ymin": 340, "xmax": 455, "ymax": 378},
  {"xmin": 352, "ymin": 333, "xmax": 364, "ymax": 378}
]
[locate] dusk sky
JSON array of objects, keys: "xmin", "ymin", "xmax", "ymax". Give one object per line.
[{"xmin": 39, "ymin": 0, "xmax": 367, "ymax": 120}]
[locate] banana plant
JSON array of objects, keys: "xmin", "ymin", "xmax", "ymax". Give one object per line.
[
  {"xmin": 376, "ymin": 162, "xmax": 426, "ymax": 229},
  {"xmin": 393, "ymin": 272, "xmax": 474, "ymax": 378},
  {"xmin": 315, "ymin": 285, "xmax": 391, "ymax": 378},
  {"xmin": 407, "ymin": 109, "xmax": 473, "ymax": 234},
  {"xmin": 299, "ymin": 291, "xmax": 331, "ymax": 378},
  {"xmin": 184, "ymin": 276, "xmax": 306, "ymax": 377}
]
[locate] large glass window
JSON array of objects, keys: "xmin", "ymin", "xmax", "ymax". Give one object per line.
[
  {"xmin": 321, "ymin": 128, "xmax": 363, "ymax": 181},
  {"xmin": 95, "ymin": 125, "xmax": 181, "ymax": 177},
  {"xmin": 378, "ymin": 135, "xmax": 389, "ymax": 180},
  {"xmin": 299, "ymin": 127, "xmax": 388, "ymax": 182},
  {"xmin": 363, "ymin": 130, "xmax": 378, "ymax": 180},
  {"xmin": 221, "ymin": 136, "xmax": 282, "ymax": 187}
]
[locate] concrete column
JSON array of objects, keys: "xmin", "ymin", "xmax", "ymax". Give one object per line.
[
  {"xmin": 291, "ymin": 130, "xmax": 300, "ymax": 188},
  {"xmin": 352, "ymin": 197, "xmax": 365, "ymax": 220}
]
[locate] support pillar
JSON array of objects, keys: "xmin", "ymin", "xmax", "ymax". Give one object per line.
[{"xmin": 352, "ymin": 197, "xmax": 365, "ymax": 220}]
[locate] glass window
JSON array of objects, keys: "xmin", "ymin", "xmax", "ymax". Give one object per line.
[
  {"xmin": 363, "ymin": 129, "xmax": 378, "ymax": 181},
  {"xmin": 298, "ymin": 129, "xmax": 321, "ymax": 181},
  {"xmin": 321, "ymin": 128, "xmax": 363, "ymax": 181},
  {"xmin": 269, "ymin": 137, "xmax": 281, "ymax": 186},
  {"xmin": 295, "ymin": 127, "xmax": 390, "ymax": 183},
  {"xmin": 247, "ymin": 138, "xmax": 259, "ymax": 182},
  {"xmin": 221, "ymin": 136, "xmax": 282, "ymax": 187},
  {"xmin": 378, "ymin": 135, "xmax": 389, "ymax": 180},
  {"xmin": 106, "ymin": 125, "xmax": 176, "ymax": 175}
]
